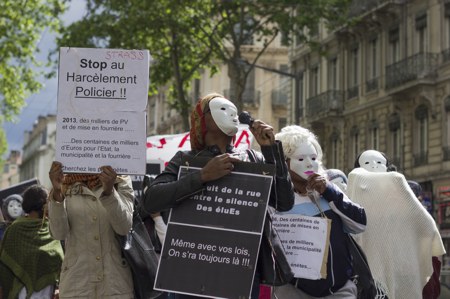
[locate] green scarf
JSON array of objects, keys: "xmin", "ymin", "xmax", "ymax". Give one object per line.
[{"xmin": 0, "ymin": 217, "xmax": 64, "ymax": 299}]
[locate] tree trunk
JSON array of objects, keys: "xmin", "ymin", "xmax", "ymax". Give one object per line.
[{"xmin": 227, "ymin": 59, "xmax": 248, "ymax": 113}]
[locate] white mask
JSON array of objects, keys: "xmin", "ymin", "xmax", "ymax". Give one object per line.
[
  {"xmin": 358, "ymin": 150, "xmax": 387, "ymax": 172},
  {"xmin": 7, "ymin": 200, "xmax": 23, "ymax": 219},
  {"xmin": 209, "ymin": 97, "xmax": 239, "ymax": 136},
  {"xmin": 289, "ymin": 141, "xmax": 319, "ymax": 179}
]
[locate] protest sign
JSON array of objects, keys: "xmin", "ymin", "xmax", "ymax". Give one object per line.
[
  {"xmin": 146, "ymin": 124, "xmax": 253, "ymax": 166},
  {"xmin": 0, "ymin": 178, "xmax": 39, "ymax": 207},
  {"xmin": 154, "ymin": 159, "xmax": 274, "ymax": 299},
  {"xmin": 55, "ymin": 47, "xmax": 150, "ymax": 175},
  {"xmin": 271, "ymin": 213, "xmax": 331, "ymax": 280}
]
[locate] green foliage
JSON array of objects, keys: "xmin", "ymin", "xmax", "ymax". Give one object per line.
[
  {"xmin": 55, "ymin": 0, "xmax": 353, "ymax": 130},
  {"xmin": 55, "ymin": 0, "xmax": 217, "ymax": 129},
  {"xmin": 0, "ymin": 0, "xmax": 67, "ymax": 159},
  {"xmin": 202, "ymin": 0, "xmax": 353, "ymax": 111}
]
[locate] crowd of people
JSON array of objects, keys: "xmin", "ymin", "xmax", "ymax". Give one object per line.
[{"xmin": 0, "ymin": 92, "xmax": 446, "ymax": 299}]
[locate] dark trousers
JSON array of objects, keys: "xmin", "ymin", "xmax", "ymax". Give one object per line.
[{"xmin": 168, "ymin": 272, "xmax": 261, "ymax": 299}]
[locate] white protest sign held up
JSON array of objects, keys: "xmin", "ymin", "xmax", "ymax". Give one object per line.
[
  {"xmin": 271, "ymin": 213, "xmax": 330, "ymax": 280},
  {"xmin": 146, "ymin": 124, "xmax": 253, "ymax": 165},
  {"xmin": 56, "ymin": 47, "xmax": 150, "ymax": 175}
]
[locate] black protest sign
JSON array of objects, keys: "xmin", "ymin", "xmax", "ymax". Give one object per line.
[
  {"xmin": 0, "ymin": 178, "xmax": 39, "ymax": 206},
  {"xmin": 154, "ymin": 157, "xmax": 274, "ymax": 298},
  {"xmin": 155, "ymin": 224, "xmax": 260, "ymax": 298},
  {"xmin": 171, "ymin": 167, "xmax": 272, "ymax": 233}
]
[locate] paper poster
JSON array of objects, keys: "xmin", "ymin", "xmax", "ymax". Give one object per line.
[
  {"xmin": 272, "ymin": 214, "xmax": 331, "ymax": 280},
  {"xmin": 55, "ymin": 47, "xmax": 150, "ymax": 175}
]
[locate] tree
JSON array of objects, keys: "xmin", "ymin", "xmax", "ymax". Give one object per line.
[
  {"xmin": 208, "ymin": 0, "xmax": 353, "ymax": 112},
  {"xmin": 0, "ymin": 0, "xmax": 66, "ymax": 161},
  {"xmin": 56, "ymin": 0, "xmax": 352, "ymax": 131},
  {"xmin": 56, "ymin": 0, "xmax": 218, "ymax": 130}
]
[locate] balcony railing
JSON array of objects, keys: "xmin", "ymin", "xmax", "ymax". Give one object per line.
[
  {"xmin": 366, "ymin": 77, "xmax": 379, "ymax": 93},
  {"xmin": 443, "ymin": 146, "xmax": 450, "ymax": 161},
  {"xmin": 347, "ymin": 86, "xmax": 359, "ymax": 100},
  {"xmin": 271, "ymin": 89, "xmax": 288, "ymax": 107},
  {"xmin": 442, "ymin": 48, "xmax": 450, "ymax": 64},
  {"xmin": 413, "ymin": 151, "xmax": 428, "ymax": 166},
  {"xmin": 348, "ymin": 0, "xmax": 407, "ymax": 17},
  {"xmin": 306, "ymin": 90, "xmax": 344, "ymax": 118},
  {"xmin": 385, "ymin": 53, "xmax": 439, "ymax": 89},
  {"xmin": 223, "ymin": 89, "xmax": 260, "ymax": 106}
]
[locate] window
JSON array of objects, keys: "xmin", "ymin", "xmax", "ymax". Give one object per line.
[
  {"xmin": 296, "ymin": 72, "xmax": 304, "ymax": 120},
  {"xmin": 347, "ymin": 45, "xmax": 359, "ymax": 99},
  {"xmin": 388, "ymin": 112, "xmax": 402, "ymax": 166},
  {"xmin": 41, "ymin": 127, "xmax": 47, "ymax": 145},
  {"xmin": 350, "ymin": 126, "xmax": 359, "ymax": 167},
  {"xmin": 370, "ymin": 123, "xmax": 379, "ymax": 149},
  {"xmin": 330, "ymin": 131, "xmax": 340, "ymax": 168},
  {"xmin": 281, "ymin": 29, "xmax": 289, "ymax": 46},
  {"xmin": 445, "ymin": 97, "xmax": 450, "ymax": 160},
  {"xmin": 349, "ymin": 46, "xmax": 359, "ymax": 87},
  {"xmin": 280, "ymin": 64, "xmax": 290, "ymax": 87},
  {"xmin": 238, "ymin": 68, "xmax": 257, "ymax": 105},
  {"xmin": 415, "ymin": 13, "xmax": 427, "ymax": 54},
  {"xmin": 367, "ymin": 38, "xmax": 378, "ymax": 79},
  {"xmin": 446, "ymin": 3, "xmax": 450, "ymax": 49},
  {"xmin": 278, "ymin": 117, "xmax": 287, "ymax": 132},
  {"xmin": 389, "ymin": 27, "xmax": 400, "ymax": 64},
  {"xmin": 418, "ymin": 109, "xmax": 428, "ymax": 153},
  {"xmin": 414, "ymin": 105, "xmax": 428, "ymax": 165},
  {"xmin": 233, "ymin": 17, "xmax": 254, "ymax": 45},
  {"xmin": 328, "ymin": 57, "xmax": 338, "ymax": 90},
  {"xmin": 310, "ymin": 65, "xmax": 319, "ymax": 97}
]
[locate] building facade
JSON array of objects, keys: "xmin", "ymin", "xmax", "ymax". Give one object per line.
[
  {"xmin": 0, "ymin": 150, "xmax": 21, "ymax": 189},
  {"xmin": 290, "ymin": 0, "xmax": 450, "ymax": 282},
  {"xmin": 147, "ymin": 33, "xmax": 290, "ymax": 136},
  {"xmin": 19, "ymin": 114, "xmax": 56, "ymax": 189}
]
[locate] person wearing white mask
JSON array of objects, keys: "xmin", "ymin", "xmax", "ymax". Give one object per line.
[
  {"xmin": 274, "ymin": 125, "xmax": 366, "ymax": 299},
  {"xmin": 143, "ymin": 92, "xmax": 295, "ymax": 299},
  {"xmin": 348, "ymin": 150, "xmax": 446, "ymax": 299},
  {"xmin": 354, "ymin": 150, "xmax": 397, "ymax": 172},
  {"xmin": 1, "ymin": 194, "xmax": 24, "ymax": 225}
]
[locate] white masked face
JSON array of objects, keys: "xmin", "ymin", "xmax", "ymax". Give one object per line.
[
  {"xmin": 289, "ymin": 141, "xmax": 319, "ymax": 179},
  {"xmin": 358, "ymin": 150, "xmax": 387, "ymax": 172},
  {"xmin": 209, "ymin": 97, "xmax": 239, "ymax": 136},
  {"xmin": 7, "ymin": 200, "xmax": 22, "ymax": 219}
]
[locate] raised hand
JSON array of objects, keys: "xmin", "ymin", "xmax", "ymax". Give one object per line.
[
  {"xmin": 99, "ymin": 166, "xmax": 117, "ymax": 196},
  {"xmin": 49, "ymin": 161, "xmax": 65, "ymax": 202},
  {"xmin": 306, "ymin": 173, "xmax": 327, "ymax": 194},
  {"xmin": 200, "ymin": 154, "xmax": 241, "ymax": 183},
  {"xmin": 249, "ymin": 120, "xmax": 275, "ymax": 146},
  {"xmin": 49, "ymin": 161, "xmax": 64, "ymax": 189}
]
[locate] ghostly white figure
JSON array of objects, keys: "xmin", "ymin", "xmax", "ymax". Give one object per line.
[
  {"xmin": 347, "ymin": 164, "xmax": 446, "ymax": 298},
  {"xmin": 357, "ymin": 150, "xmax": 388, "ymax": 173}
]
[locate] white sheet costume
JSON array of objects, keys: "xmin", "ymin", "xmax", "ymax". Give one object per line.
[{"xmin": 347, "ymin": 168, "xmax": 446, "ymax": 299}]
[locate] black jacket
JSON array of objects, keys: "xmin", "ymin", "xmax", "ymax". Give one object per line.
[{"xmin": 143, "ymin": 141, "xmax": 294, "ymax": 214}]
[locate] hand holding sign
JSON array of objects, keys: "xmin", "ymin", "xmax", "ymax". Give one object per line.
[{"xmin": 200, "ymin": 154, "xmax": 241, "ymax": 183}]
